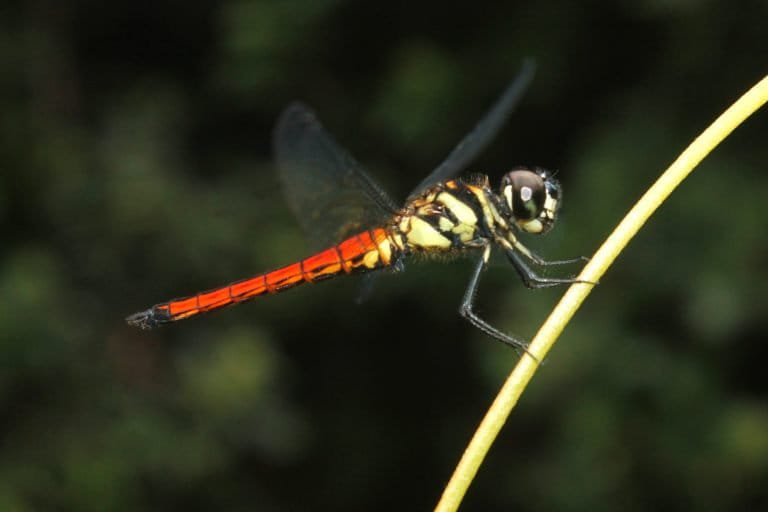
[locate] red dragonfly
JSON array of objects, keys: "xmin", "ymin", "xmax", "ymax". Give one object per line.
[{"xmin": 126, "ymin": 62, "xmax": 585, "ymax": 351}]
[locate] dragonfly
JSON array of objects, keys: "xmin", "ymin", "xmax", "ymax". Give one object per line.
[{"xmin": 126, "ymin": 61, "xmax": 586, "ymax": 351}]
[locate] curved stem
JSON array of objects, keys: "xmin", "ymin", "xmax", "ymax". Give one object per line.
[{"xmin": 435, "ymin": 74, "xmax": 768, "ymax": 512}]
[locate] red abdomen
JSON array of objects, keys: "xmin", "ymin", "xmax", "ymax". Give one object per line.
[{"xmin": 126, "ymin": 228, "xmax": 396, "ymax": 329}]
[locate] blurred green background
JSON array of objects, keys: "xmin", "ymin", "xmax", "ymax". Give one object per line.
[{"xmin": 2, "ymin": 1, "xmax": 767, "ymax": 511}]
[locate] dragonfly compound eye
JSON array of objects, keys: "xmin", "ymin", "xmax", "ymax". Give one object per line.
[
  {"xmin": 127, "ymin": 65, "xmax": 587, "ymax": 354},
  {"xmin": 501, "ymin": 166, "xmax": 560, "ymax": 234}
]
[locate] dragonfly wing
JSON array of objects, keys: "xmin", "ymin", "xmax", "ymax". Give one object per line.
[
  {"xmin": 274, "ymin": 103, "xmax": 399, "ymax": 249},
  {"xmin": 407, "ymin": 59, "xmax": 537, "ymax": 199}
]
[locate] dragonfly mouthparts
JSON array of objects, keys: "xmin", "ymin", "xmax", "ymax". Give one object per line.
[{"xmin": 124, "ymin": 62, "xmax": 588, "ymax": 353}]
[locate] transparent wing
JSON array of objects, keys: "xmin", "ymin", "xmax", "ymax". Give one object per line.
[
  {"xmin": 407, "ymin": 59, "xmax": 536, "ymax": 199},
  {"xmin": 273, "ymin": 103, "xmax": 399, "ymax": 248}
]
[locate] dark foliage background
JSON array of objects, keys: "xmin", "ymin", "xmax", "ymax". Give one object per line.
[{"xmin": 2, "ymin": 1, "xmax": 767, "ymax": 511}]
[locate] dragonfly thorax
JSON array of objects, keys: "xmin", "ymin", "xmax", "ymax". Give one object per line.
[
  {"xmin": 500, "ymin": 166, "xmax": 561, "ymax": 235},
  {"xmin": 126, "ymin": 64, "xmax": 589, "ymax": 356}
]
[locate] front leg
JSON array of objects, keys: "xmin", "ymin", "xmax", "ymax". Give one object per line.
[
  {"xmin": 525, "ymin": 250, "xmax": 589, "ymax": 267},
  {"xmin": 506, "ymin": 248, "xmax": 591, "ymax": 289},
  {"xmin": 502, "ymin": 231, "xmax": 587, "ymax": 266}
]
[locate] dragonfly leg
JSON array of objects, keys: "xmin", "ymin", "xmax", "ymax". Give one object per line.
[
  {"xmin": 528, "ymin": 252, "xmax": 589, "ymax": 266},
  {"xmin": 504, "ymin": 231, "xmax": 588, "ymax": 266},
  {"xmin": 459, "ymin": 248, "xmax": 530, "ymax": 354},
  {"xmin": 506, "ymin": 248, "xmax": 591, "ymax": 289}
]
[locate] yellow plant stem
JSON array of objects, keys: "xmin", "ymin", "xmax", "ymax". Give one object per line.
[{"xmin": 435, "ymin": 74, "xmax": 768, "ymax": 512}]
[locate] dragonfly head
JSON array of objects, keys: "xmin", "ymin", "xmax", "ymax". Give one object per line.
[{"xmin": 500, "ymin": 166, "xmax": 561, "ymax": 234}]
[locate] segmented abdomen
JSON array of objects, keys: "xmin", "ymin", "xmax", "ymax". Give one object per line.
[{"xmin": 126, "ymin": 228, "xmax": 397, "ymax": 329}]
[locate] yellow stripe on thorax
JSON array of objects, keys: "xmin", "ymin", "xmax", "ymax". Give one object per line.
[
  {"xmin": 436, "ymin": 191, "xmax": 478, "ymax": 225},
  {"xmin": 466, "ymin": 184, "xmax": 507, "ymax": 230},
  {"xmin": 436, "ymin": 191, "xmax": 480, "ymax": 243},
  {"xmin": 405, "ymin": 216, "xmax": 452, "ymax": 249}
]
